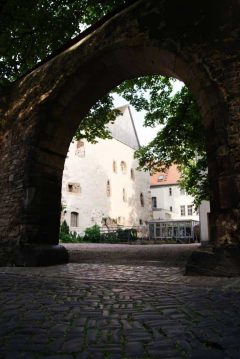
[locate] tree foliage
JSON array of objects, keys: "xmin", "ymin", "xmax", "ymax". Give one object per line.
[
  {"xmin": 0, "ymin": 0, "xmax": 208, "ymax": 205},
  {"xmin": 0, "ymin": 0, "xmax": 123, "ymax": 85},
  {"xmin": 74, "ymin": 95, "xmax": 120, "ymax": 143},
  {"xmin": 116, "ymin": 79, "xmax": 209, "ymax": 207}
]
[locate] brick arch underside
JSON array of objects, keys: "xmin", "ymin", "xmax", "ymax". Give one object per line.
[{"xmin": 1, "ymin": 0, "xmax": 239, "ymax": 269}]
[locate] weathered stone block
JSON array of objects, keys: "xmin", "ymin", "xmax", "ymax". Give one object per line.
[{"xmin": 186, "ymin": 245, "xmax": 240, "ymax": 277}]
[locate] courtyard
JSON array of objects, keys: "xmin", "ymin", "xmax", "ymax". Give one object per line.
[{"xmin": 0, "ymin": 244, "xmax": 240, "ymax": 359}]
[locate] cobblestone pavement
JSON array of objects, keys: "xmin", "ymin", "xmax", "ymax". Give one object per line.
[{"xmin": 1, "ymin": 263, "xmax": 240, "ymax": 359}]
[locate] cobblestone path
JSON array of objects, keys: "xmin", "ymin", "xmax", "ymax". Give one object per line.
[{"xmin": 0, "ymin": 263, "xmax": 240, "ymax": 359}]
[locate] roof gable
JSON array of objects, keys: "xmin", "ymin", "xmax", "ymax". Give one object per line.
[
  {"xmin": 150, "ymin": 164, "xmax": 181, "ymax": 186},
  {"xmin": 107, "ymin": 105, "xmax": 140, "ymax": 150}
]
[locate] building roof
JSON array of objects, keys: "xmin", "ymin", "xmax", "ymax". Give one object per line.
[
  {"xmin": 107, "ymin": 105, "xmax": 140, "ymax": 150},
  {"xmin": 150, "ymin": 164, "xmax": 181, "ymax": 186}
]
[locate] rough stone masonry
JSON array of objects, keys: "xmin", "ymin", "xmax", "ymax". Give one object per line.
[{"xmin": 0, "ymin": 0, "xmax": 240, "ymax": 274}]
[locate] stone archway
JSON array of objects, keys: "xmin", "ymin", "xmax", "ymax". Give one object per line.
[{"xmin": 0, "ymin": 0, "xmax": 239, "ymax": 274}]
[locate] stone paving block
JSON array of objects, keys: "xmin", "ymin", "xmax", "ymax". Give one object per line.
[
  {"xmin": 125, "ymin": 341, "xmax": 144, "ymax": 357},
  {"xmin": 0, "ymin": 263, "xmax": 240, "ymax": 358},
  {"xmin": 86, "ymin": 352, "xmax": 105, "ymax": 359},
  {"xmin": 147, "ymin": 349, "xmax": 180, "ymax": 358},
  {"xmin": 39, "ymin": 356, "xmax": 74, "ymax": 359},
  {"xmin": 17, "ymin": 353, "xmax": 38, "ymax": 359},
  {"xmin": 108, "ymin": 329, "xmax": 121, "ymax": 343},
  {"xmin": 87, "ymin": 345, "xmax": 122, "ymax": 357},
  {"xmin": 47, "ymin": 338, "xmax": 67, "ymax": 353},
  {"xmin": 188, "ymin": 349, "xmax": 226, "ymax": 359},
  {"xmin": 5, "ymin": 352, "xmax": 28, "ymax": 359},
  {"xmin": 124, "ymin": 330, "xmax": 152, "ymax": 342},
  {"xmin": 86, "ymin": 329, "xmax": 98, "ymax": 343},
  {"xmin": 61, "ymin": 338, "xmax": 84, "ymax": 353},
  {"xmin": 73, "ymin": 318, "xmax": 87, "ymax": 326}
]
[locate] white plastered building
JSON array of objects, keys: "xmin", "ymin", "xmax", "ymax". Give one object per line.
[
  {"xmin": 150, "ymin": 164, "xmax": 199, "ymax": 221},
  {"xmin": 149, "ymin": 165, "xmax": 199, "ymax": 241},
  {"xmin": 61, "ymin": 105, "xmax": 152, "ymax": 235}
]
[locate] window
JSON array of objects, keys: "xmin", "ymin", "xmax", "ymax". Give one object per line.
[
  {"xmin": 117, "ymin": 216, "xmax": 125, "ymax": 225},
  {"xmin": 180, "ymin": 205, "xmax": 185, "ymax": 216},
  {"xmin": 187, "ymin": 205, "xmax": 193, "ymax": 216},
  {"xmin": 169, "ymin": 187, "xmax": 172, "ymax": 196},
  {"xmin": 75, "ymin": 140, "xmax": 85, "ymax": 157},
  {"xmin": 180, "ymin": 188, "xmax": 185, "ymax": 195},
  {"xmin": 130, "ymin": 168, "xmax": 135, "ymax": 180},
  {"xmin": 123, "ymin": 188, "xmax": 127, "ymax": 202},
  {"xmin": 106, "ymin": 180, "xmax": 111, "ymax": 197},
  {"xmin": 140, "ymin": 193, "xmax": 144, "ymax": 207},
  {"xmin": 139, "ymin": 219, "xmax": 143, "ymax": 225},
  {"xmin": 120, "ymin": 161, "xmax": 127, "ymax": 174},
  {"xmin": 68, "ymin": 183, "xmax": 81, "ymax": 193},
  {"xmin": 70, "ymin": 212, "xmax": 78, "ymax": 227},
  {"xmin": 157, "ymin": 174, "xmax": 165, "ymax": 181},
  {"xmin": 170, "ymin": 206, "xmax": 172, "ymax": 212},
  {"xmin": 113, "ymin": 161, "xmax": 117, "ymax": 173},
  {"xmin": 152, "ymin": 197, "xmax": 157, "ymax": 208}
]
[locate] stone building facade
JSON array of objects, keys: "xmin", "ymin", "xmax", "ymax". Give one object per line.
[{"xmin": 61, "ymin": 106, "xmax": 152, "ymax": 235}]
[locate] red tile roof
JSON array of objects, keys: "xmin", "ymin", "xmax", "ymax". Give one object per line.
[{"xmin": 150, "ymin": 164, "xmax": 181, "ymax": 186}]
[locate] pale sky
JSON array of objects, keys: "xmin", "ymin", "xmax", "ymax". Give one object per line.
[{"xmin": 112, "ymin": 80, "xmax": 184, "ymax": 146}]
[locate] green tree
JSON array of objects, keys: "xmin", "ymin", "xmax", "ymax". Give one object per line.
[
  {"xmin": 116, "ymin": 80, "xmax": 209, "ymax": 207},
  {"xmin": 0, "ymin": 0, "xmax": 208, "ymax": 204},
  {"xmin": 0, "ymin": 0, "xmax": 123, "ymax": 85}
]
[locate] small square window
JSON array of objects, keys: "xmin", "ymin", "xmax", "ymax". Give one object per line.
[
  {"xmin": 68, "ymin": 183, "xmax": 81, "ymax": 193},
  {"xmin": 157, "ymin": 174, "xmax": 165, "ymax": 181}
]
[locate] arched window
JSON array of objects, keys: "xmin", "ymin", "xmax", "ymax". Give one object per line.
[
  {"xmin": 113, "ymin": 160, "xmax": 117, "ymax": 173},
  {"xmin": 75, "ymin": 140, "xmax": 85, "ymax": 157},
  {"xmin": 106, "ymin": 180, "xmax": 111, "ymax": 197},
  {"xmin": 130, "ymin": 168, "xmax": 135, "ymax": 180},
  {"xmin": 123, "ymin": 188, "xmax": 127, "ymax": 202},
  {"xmin": 70, "ymin": 212, "xmax": 79, "ymax": 227},
  {"xmin": 120, "ymin": 161, "xmax": 127, "ymax": 174},
  {"xmin": 140, "ymin": 193, "xmax": 144, "ymax": 207}
]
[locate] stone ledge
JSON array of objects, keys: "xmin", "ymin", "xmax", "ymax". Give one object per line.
[
  {"xmin": 15, "ymin": 244, "xmax": 69, "ymax": 266},
  {"xmin": 185, "ymin": 245, "xmax": 240, "ymax": 277}
]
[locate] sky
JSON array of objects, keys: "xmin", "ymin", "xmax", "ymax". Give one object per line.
[{"xmin": 112, "ymin": 80, "xmax": 184, "ymax": 146}]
